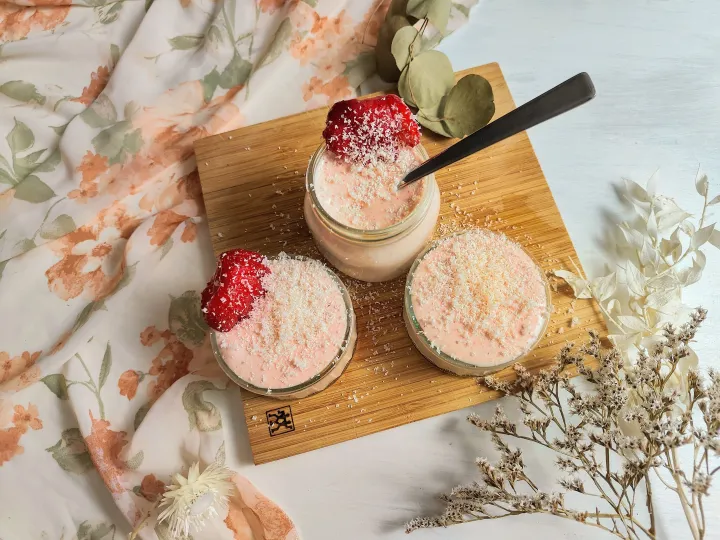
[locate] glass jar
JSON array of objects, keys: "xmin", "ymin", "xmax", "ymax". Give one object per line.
[
  {"xmin": 304, "ymin": 144, "xmax": 440, "ymax": 283},
  {"xmin": 211, "ymin": 255, "xmax": 357, "ymax": 399},
  {"xmin": 403, "ymin": 231, "xmax": 552, "ymax": 376}
]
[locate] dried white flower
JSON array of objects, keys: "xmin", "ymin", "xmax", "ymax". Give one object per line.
[{"xmin": 156, "ymin": 462, "xmax": 234, "ymax": 539}]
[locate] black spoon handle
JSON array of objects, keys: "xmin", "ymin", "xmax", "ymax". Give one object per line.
[{"xmin": 399, "ymin": 72, "xmax": 596, "ymax": 187}]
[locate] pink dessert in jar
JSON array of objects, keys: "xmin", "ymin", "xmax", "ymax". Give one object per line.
[
  {"xmin": 202, "ymin": 250, "xmax": 356, "ymax": 399},
  {"xmin": 404, "ymin": 230, "xmax": 551, "ymax": 376},
  {"xmin": 304, "ymin": 95, "xmax": 440, "ymax": 283}
]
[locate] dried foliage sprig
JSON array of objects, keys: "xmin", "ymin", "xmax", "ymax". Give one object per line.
[
  {"xmin": 375, "ymin": 0, "xmax": 495, "ymax": 137},
  {"xmin": 407, "ymin": 310, "xmax": 719, "ymax": 539}
]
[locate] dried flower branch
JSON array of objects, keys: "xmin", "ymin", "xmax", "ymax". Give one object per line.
[{"xmin": 407, "ymin": 310, "xmax": 720, "ymax": 539}]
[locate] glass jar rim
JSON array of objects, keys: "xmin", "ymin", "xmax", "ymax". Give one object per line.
[
  {"xmin": 305, "ymin": 143, "xmax": 434, "ymax": 242},
  {"xmin": 211, "ymin": 254, "xmax": 356, "ymax": 397},
  {"xmin": 404, "ymin": 229, "xmax": 553, "ymax": 372}
]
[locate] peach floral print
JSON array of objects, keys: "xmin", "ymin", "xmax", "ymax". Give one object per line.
[
  {"xmin": 0, "ymin": 4, "xmax": 71, "ymax": 42},
  {"xmin": 45, "ymin": 204, "xmax": 140, "ymax": 301},
  {"xmin": 147, "ymin": 210, "xmax": 196, "ymax": 247},
  {"xmin": 69, "ymin": 151, "xmax": 110, "ymax": 202},
  {"xmin": 0, "ymin": 404, "xmax": 43, "ymax": 467},
  {"xmin": 259, "ymin": 0, "xmax": 287, "ymax": 14},
  {"xmin": 0, "ymin": 350, "xmax": 42, "ymax": 392},
  {"xmin": 84, "ymin": 412, "xmax": 128, "ymax": 494},
  {"xmin": 226, "ymin": 475, "xmax": 298, "ymax": 540},
  {"xmin": 71, "ymin": 65, "xmax": 111, "ymax": 106},
  {"xmin": 140, "ymin": 326, "xmax": 192, "ymax": 402},
  {"xmin": 139, "ymin": 473, "xmax": 165, "ymax": 501},
  {"xmin": 117, "ymin": 370, "xmax": 140, "ymax": 400}
]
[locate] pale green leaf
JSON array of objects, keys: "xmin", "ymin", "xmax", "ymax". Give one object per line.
[
  {"xmin": 258, "ymin": 18, "xmax": 292, "ymax": 69},
  {"xmin": 182, "ymin": 381, "xmax": 222, "ymax": 432},
  {"xmin": 407, "ymin": 0, "xmax": 451, "ymax": 32},
  {"xmin": 34, "ymin": 147, "xmax": 61, "ymax": 173},
  {"xmin": 207, "ymin": 25, "xmax": 223, "ymax": 47},
  {"xmin": 219, "ymin": 53, "xmax": 252, "ymax": 89},
  {"xmin": 41, "ymin": 374, "xmax": 69, "ymax": 399},
  {"xmin": 0, "ymin": 168, "xmax": 14, "ymax": 185},
  {"xmin": 0, "ymin": 81, "xmax": 46, "ymax": 105},
  {"xmin": 13, "ymin": 148, "xmax": 45, "ymax": 179},
  {"xmin": 391, "ymin": 26, "xmax": 419, "ymax": 70},
  {"xmin": 443, "ymin": 74, "xmax": 495, "ymax": 138},
  {"xmin": 398, "ymin": 66, "xmax": 415, "ymax": 107},
  {"xmin": 125, "ymin": 450, "xmax": 144, "ymax": 470},
  {"xmin": 46, "ymin": 428, "xmax": 93, "ymax": 474},
  {"xmin": 646, "ymin": 170, "xmax": 659, "ymax": 197},
  {"xmin": 404, "ymin": 51, "xmax": 454, "ymax": 109},
  {"xmin": 14, "ymin": 175, "xmax": 55, "ymax": 203},
  {"xmin": 201, "ymin": 68, "xmax": 221, "ymax": 103},
  {"xmin": 160, "ymin": 236, "xmax": 173, "ymax": 259},
  {"xmin": 168, "ymin": 34, "xmax": 204, "ymax": 50},
  {"xmin": 110, "ymin": 44, "xmax": 120, "ymax": 67},
  {"xmin": 98, "ymin": 342, "xmax": 112, "ymax": 390},
  {"xmin": 114, "ymin": 262, "xmax": 137, "ymax": 294},
  {"xmin": 452, "ymin": 2, "xmax": 470, "ymax": 18},
  {"xmin": 708, "ymin": 194, "xmax": 720, "ymax": 206},
  {"xmin": 375, "ymin": 16, "xmax": 410, "ymax": 83},
  {"xmin": 417, "ymin": 98, "xmax": 453, "ymax": 137},
  {"xmin": 80, "ymin": 94, "xmax": 118, "ymax": 128},
  {"xmin": 343, "ymin": 51, "xmax": 376, "ymax": 88},
  {"xmin": 13, "ymin": 237, "xmax": 36, "ymax": 254},
  {"xmin": 7, "ymin": 119, "xmax": 34, "ymax": 154},
  {"xmin": 168, "ymin": 290, "xmax": 207, "ymax": 346},
  {"xmin": 134, "ymin": 403, "xmax": 151, "ymax": 430},
  {"xmin": 39, "ymin": 214, "xmax": 76, "ymax": 240}
]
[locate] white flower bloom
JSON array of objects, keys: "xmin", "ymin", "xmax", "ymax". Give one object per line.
[{"xmin": 156, "ymin": 462, "xmax": 234, "ymax": 539}]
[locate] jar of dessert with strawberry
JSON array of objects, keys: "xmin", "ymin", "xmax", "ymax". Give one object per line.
[
  {"xmin": 201, "ymin": 249, "xmax": 356, "ymax": 399},
  {"xmin": 304, "ymin": 95, "xmax": 440, "ymax": 283}
]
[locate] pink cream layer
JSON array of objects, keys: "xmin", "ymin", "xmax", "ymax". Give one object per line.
[
  {"xmin": 313, "ymin": 146, "xmax": 425, "ymax": 230},
  {"xmin": 216, "ymin": 255, "xmax": 348, "ymax": 390},
  {"xmin": 409, "ymin": 231, "xmax": 549, "ymax": 367}
]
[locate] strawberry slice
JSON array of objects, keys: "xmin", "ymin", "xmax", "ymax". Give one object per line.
[
  {"xmin": 201, "ymin": 249, "xmax": 270, "ymax": 332},
  {"xmin": 322, "ymin": 94, "xmax": 421, "ymax": 164}
]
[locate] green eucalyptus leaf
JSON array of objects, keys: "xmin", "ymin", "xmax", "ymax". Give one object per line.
[
  {"xmin": 389, "ymin": 0, "xmax": 409, "ymax": 14},
  {"xmin": 407, "ymin": 0, "xmax": 451, "ymax": 32},
  {"xmin": 14, "ymin": 175, "xmax": 55, "ymax": 203},
  {"xmin": 405, "ymin": 51, "xmax": 454, "ymax": 108},
  {"xmin": 417, "ymin": 97, "xmax": 453, "ymax": 137},
  {"xmin": 443, "ymin": 74, "xmax": 495, "ymax": 137},
  {"xmin": 41, "ymin": 374, "xmax": 69, "ymax": 400},
  {"xmin": 398, "ymin": 66, "xmax": 416, "ymax": 107},
  {"xmin": 376, "ymin": 16, "xmax": 410, "ymax": 83},
  {"xmin": 201, "ymin": 68, "xmax": 221, "ymax": 103},
  {"xmin": 391, "ymin": 26, "xmax": 418, "ymax": 71}
]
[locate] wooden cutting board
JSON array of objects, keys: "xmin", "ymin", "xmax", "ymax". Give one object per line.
[{"xmin": 194, "ymin": 62, "xmax": 604, "ymax": 465}]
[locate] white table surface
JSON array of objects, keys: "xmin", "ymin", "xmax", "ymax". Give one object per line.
[{"xmin": 226, "ymin": 1, "xmax": 720, "ymax": 538}]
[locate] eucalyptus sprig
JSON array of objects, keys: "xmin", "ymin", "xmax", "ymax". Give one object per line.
[{"xmin": 375, "ymin": 0, "xmax": 495, "ymax": 138}]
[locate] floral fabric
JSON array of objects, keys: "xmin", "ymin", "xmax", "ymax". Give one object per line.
[{"xmin": 0, "ymin": 0, "xmax": 474, "ymax": 538}]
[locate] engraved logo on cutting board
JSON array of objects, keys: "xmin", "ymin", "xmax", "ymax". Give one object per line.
[{"xmin": 266, "ymin": 406, "xmax": 295, "ymax": 436}]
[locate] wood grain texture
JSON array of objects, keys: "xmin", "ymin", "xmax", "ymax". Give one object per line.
[{"xmin": 194, "ymin": 62, "xmax": 605, "ymax": 465}]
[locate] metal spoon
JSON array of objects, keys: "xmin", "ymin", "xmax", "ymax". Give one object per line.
[{"xmin": 398, "ymin": 72, "xmax": 596, "ymax": 188}]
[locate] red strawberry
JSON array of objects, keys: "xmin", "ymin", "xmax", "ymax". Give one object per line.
[
  {"xmin": 201, "ymin": 249, "xmax": 270, "ymax": 332},
  {"xmin": 322, "ymin": 94, "xmax": 421, "ymax": 164}
]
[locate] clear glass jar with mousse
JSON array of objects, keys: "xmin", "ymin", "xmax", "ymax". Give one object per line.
[
  {"xmin": 304, "ymin": 144, "xmax": 440, "ymax": 283},
  {"xmin": 403, "ymin": 232, "xmax": 552, "ymax": 376},
  {"xmin": 210, "ymin": 255, "xmax": 357, "ymax": 400}
]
